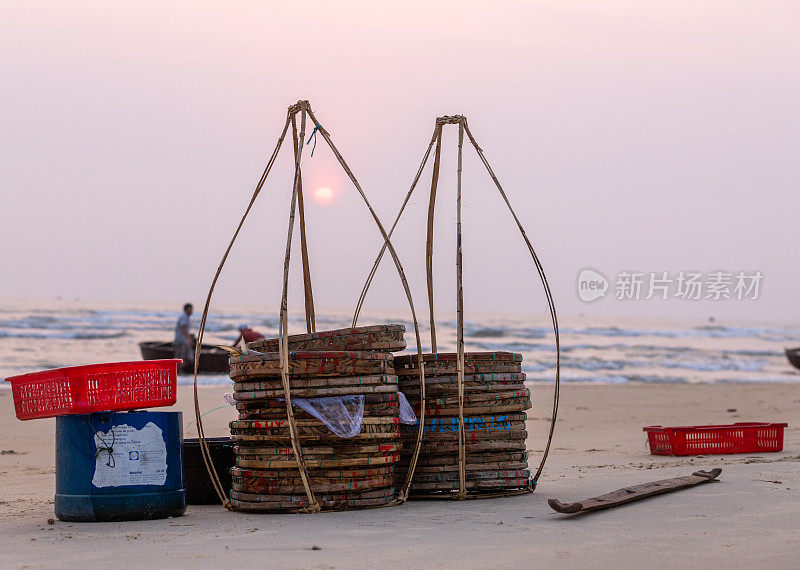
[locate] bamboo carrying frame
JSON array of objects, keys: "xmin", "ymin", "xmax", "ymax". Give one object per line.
[
  {"xmin": 355, "ymin": 115, "xmax": 561, "ymax": 499},
  {"xmin": 192, "ymin": 100, "xmax": 428, "ymax": 513}
]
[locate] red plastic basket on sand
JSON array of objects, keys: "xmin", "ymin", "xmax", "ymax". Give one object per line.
[
  {"xmin": 5, "ymin": 360, "xmax": 180, "ymax": 420},
  {"xmin": 644, "ymin": 423, "xmax": 788, "ymax": 456}
]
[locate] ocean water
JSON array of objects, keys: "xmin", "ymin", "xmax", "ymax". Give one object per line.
[{"xmin": 1, "ymin": 298, "xmax": 799, "ymax": 386}]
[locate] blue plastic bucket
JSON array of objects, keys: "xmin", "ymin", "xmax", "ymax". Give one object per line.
[{"xmin": 55, "ymin": 410, "xmax": 186, "ymax": 522}]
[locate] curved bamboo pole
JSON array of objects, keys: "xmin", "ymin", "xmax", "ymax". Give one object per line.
[
  {"xmin": 455, "ymin": 119, "xmax": 466, "ymax": 499},
  {"xmin": 351, "ymin": 127, "xmax": 439, "ymax": 326},
  {"xmin": 192, "ymin": 112, "xmax": 292, "ymax": 510},
  {"xmin": 291, "ymin": 115, "xmax": 316, "ymax": 334},
  {"xmin": 278, "ymin": 104, "xmax": 320, "ymax": 512},
  {"xmin": 305, "ymin": 106, "xmax": 427, "ymax": 503},
  {"xmin": 463, "ymin": 118, "xmax": 560, "ymax": 485},
  {"xmin": 425, "ymin": 126, "xmax": 444, "ymax": 353}
]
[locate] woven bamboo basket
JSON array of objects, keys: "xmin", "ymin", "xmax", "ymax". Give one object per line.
[
  {"xmin": 230, "ymin": 351, "xmax": 395, "ymax": 380},
  {"xmin": 247, "ymin": 324, "xmax": 406, "ymax": 353},
  {"xmin": 228, "ymin": 341, "xmax": 409, "ymax": 512},
  {"xmin": 397, "ymin": 356, "xmax": 533, "ymax": 497},
  {"xmin": 394, "ymin": 351, "xmax": 522, "ymax": 377}
]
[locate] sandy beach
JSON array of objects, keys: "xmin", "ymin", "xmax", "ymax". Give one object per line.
[{"xmin": 2, "ymin": 382, "xmax": 798, "ymax": 569}]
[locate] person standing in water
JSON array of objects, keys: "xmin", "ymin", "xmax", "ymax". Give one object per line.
[{"xmin": 174, "ymin": 303, "xmax": 194, "ymax": 368}]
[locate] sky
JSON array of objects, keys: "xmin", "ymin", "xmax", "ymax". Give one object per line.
[{"xmin": 1, "ymin": 1, "xmax": 798, "ymax": 324}]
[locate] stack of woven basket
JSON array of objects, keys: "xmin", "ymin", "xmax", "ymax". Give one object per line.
[
  {"xmin": 227, "ymin": 324, "xmax": 409, "ymax": 512},
  {"xmin": 395, "ymin": 351, "xmax": 532, "ymax": 496}
]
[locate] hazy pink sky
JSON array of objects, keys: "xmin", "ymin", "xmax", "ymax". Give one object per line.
[{"xmin": 1, "ymin": 2, "xmax": 798, "ymax": 322}]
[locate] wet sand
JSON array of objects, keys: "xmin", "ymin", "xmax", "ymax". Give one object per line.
[{"xmin": 2, "ymin": 382, "xmax": 799, "ymax": 568}]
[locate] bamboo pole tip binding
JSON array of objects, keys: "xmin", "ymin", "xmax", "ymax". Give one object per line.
[
  {"xmin": 437, "ymin": 115, "xmax": 465, "ymax": 125},
  {"xmin": 289, "ymin": 100, "xmax": 311, "ymax": 114}
]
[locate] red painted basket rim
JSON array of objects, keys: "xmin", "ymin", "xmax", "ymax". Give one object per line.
[
  {"xmin": 644, "ymin": 422, "xmax": 788, "ymax": 432},
  {"xmin": 5, "ymin": 359, "xmax": 182, "ymax": 383}
]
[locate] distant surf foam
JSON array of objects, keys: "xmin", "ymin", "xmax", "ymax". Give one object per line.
[{"xmin": 0, "ymin": 304, "xmax": 797, "ymax": 386}]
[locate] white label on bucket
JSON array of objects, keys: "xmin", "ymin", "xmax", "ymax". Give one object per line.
[{"xmin": 92, "ymin": 422, "xmax": 168, "ymax": 488}]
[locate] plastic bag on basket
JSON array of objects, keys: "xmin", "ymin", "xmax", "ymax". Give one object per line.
[
  {"xmin": 292, "ymin": 396, "xmax": 365, "ymax": 438},
  {"xmin": 398, "ymin": 392, "xmax": 418, "ymax": 425},
  {"xmin": 280, "ymin": 393, "xmax": 418, "ymax": 437}
]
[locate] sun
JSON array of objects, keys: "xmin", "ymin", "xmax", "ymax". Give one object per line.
[{"xmin": 314, "ymin": 186, "xmax": 334, "ymax": 205}]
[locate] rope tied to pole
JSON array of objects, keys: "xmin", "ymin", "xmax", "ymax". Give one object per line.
[{"xmin": 306, "ymin": 124, "xmax": 321, "ymax": 157}]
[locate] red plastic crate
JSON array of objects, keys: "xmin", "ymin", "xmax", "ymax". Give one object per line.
[
  {"xmin": 644, "ymin": 423, "xmax": 788, "ymax": 456},
  {"xmin": 5, "ymin": 360, "xmax": 180, "ymax": 420}
]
